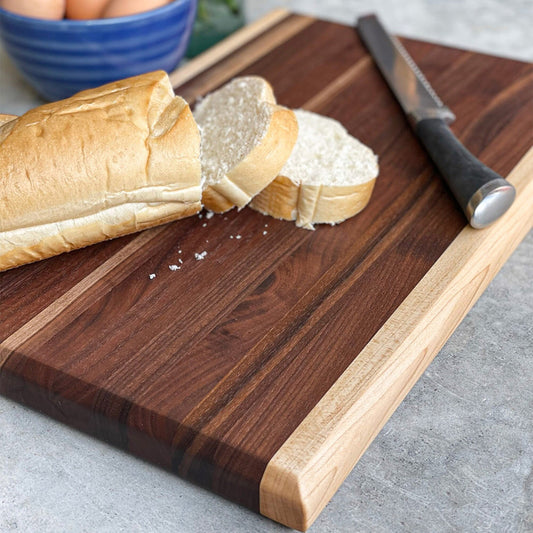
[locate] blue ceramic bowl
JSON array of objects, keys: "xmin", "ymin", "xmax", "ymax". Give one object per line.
[{"xmin": 0, "ymin": 0, "xmax": 197, "ymax": 101}]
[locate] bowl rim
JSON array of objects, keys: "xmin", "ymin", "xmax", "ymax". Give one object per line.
[{"xmin": 0, "ymin": 0, "xmax": 194, "ymax": 27}]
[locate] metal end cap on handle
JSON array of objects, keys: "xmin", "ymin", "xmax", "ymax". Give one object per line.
[{"xmin": 466, "ymin": 179, "xmax": 516, "ymax": 229}]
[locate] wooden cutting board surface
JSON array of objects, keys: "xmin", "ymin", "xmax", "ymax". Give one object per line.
[{"xmin": 1, "ymin": 11, "xmax": 532, "ymax": 531}]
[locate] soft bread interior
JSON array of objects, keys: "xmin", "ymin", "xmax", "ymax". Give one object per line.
[
  {"xmin": 281, "ymin": 109, "xmax": 378, "ymax": 186},
  {"xmin": 192, "ymin": 76, "xmax": 298, "ymax": 213},
  {"xmin": 193, "ymin": 76, "xmax": 274, "ymax": 187},
  {"xmin": 250, "ymin": 109, "xmax": 379, "ymax": 229}
]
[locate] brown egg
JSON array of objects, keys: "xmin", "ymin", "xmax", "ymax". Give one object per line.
[
  {"xmin": 102, "ymin": 0, "xmax": 171, "ymax": 19},
  {"xmin": 0, "ymin": 0, "xmax": 65, "ymax": 19},
  {"xmin": 66, "ymin": 0, "xmax": 110, "ymax": 19}
]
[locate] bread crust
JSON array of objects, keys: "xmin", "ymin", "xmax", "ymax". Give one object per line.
[
  {"xmin": 201, "ymin": 185, "xmax": 235, "ymax": 213},
  {"xmin": 199, "ymin": 78, "xmax": 298, "ymax": 213},
  {"xmin": 0, "ymin": 114, "xmax": 17, "ymax": 125},
  {"xmin": 0, "ymin": 201, "xmax": 201, "ymax": 272},
  {"xmin": 0, "ymin": 71, "xmax": 201, "ymax": 271},
  {"xmin": 250, "ymin": 176, "xmax": 376, "ymax": 230}
]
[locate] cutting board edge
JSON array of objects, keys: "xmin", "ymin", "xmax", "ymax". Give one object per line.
[
  {"xmin": 169, "ymin": 8, "xmax": 292, "ymax": 89},
  {"xmin": 169, "ymin": 8, "xmax": 533, "ymax": 95},
  {"xmin": 259, "ymin": 147, "xmax": 533, "ymax": 531}
]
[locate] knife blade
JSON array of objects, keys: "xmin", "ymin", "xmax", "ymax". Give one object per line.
[{"xmin": 357, "ymin": 14, "xmax": 516, "ymax": 229}]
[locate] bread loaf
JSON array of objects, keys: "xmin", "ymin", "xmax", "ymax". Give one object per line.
[
  {"xmin": 0, "ymin": 71, "xmax": 202, "ymax": 271},
  {"xmin": 193, "ymin": 76, "xmax": 298, "ymax": 213},
  {"xmin": 250, "ymin": 109, "xmax": 379, "ymax": 229}
]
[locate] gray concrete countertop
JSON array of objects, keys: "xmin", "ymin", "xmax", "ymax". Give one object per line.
[{"xmin": 0, "ymin": 1, "xmax": 531, "ymax": 531}]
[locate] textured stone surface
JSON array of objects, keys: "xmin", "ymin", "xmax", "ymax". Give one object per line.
[
  {"xmin": 1, "ymin": 1, "xmax": 532, "ymax": 531},
  {"xmin": 246, "ymin": 0, "xmax": 533, "ymax": 61}
]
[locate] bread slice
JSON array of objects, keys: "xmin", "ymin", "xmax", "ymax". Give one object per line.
[
  {"xmin": 193, "ymin": 76, "xmax": 298, "ymax": 213},
  {"xmin": 0, "ymin": 71, "xmax": 201, "ymax": 271},
  {"xmin": 250, "ymin": 109, "xmax": 379, "ymax": 229}
]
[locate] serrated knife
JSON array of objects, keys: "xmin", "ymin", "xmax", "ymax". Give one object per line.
[{"xmin": 357, "ymin": 14, "xmax": 515, "ymax": 228}]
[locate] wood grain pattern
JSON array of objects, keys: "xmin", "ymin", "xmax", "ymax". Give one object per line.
[
  {"xmin": 260, "ymin": 149, "xmax": 533, "ymax": 530},
  {"xmin": 1, "ymin": 13, "xmax": 532, "ymax": 530}
]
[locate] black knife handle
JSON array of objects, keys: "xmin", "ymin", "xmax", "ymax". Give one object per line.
[{"xmin": 415, "ymin": 118, "xmax": 515, "ymax": 228}]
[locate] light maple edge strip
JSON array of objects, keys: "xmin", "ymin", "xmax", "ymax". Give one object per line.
[
  {"xmin": 0, "ymin": 226, "xmax": 166, "ymax": 368},
  {"xmin": 175, "ymin": 14, "xmax": 315, "ymax": 103},
  {"xmin": 169, "ymin": 8, "xmax": 291, "ymax": 89},
  {"xmin": 259, "ymin": 147, "xmax": 533, "ymax": 531}
]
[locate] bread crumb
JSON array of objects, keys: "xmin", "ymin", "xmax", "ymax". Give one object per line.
[
  {"xmin": 178, "ymin": 250, "xmax": 182, "ymax": 254},
  {"xmin": 263, "ymin": 230, "xmax": 268, "ymax": 235},
  {"xmin": 230, "ymin": 235, "xmax": 234, "ymax": 239},
  {"xmin": 169, "ymin": 265, "xmax": 180, "ymax": 271},
  {"xmin": 178, "ymin": 258, "xmax": 183, "ymax": 264},
  {"xmin": 149, "ymin": 273, "xmax": 156, "ymax": 280},
  {"xmin": 202, "ymin": 222, "xmax": 207, "ymax": 227},
  {"xmin": 198, "ymin": 213, "xmax": 203, "ymax": 219},
  {"xmin": 264, "ymin": 224, "xmax": 268, "ymax": 227},
  {"xmin": 195, "ymin": 251, "xmax": 207, "ymax": 260},
  {"xmin": 206, "ymin": 211, "xmax": 214, "ymax": 219},
  {"xmin": 235, "ymin": 234, "xmax": 242, "ymax": 239}
]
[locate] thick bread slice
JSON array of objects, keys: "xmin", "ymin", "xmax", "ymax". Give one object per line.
[
  {"xmin": 0, "ymin": 71, "xmax": 202, "ymax": 271},
  {"xmin": 193, "ymin": 76, "xmax": 298, "ymax": 213},
  {"xmin": 250, "ymin": 109, "xmax": 379, "ymax": 229}
]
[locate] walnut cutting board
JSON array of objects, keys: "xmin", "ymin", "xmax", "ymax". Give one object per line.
[{"xmin": 1, "ymin": 10, "xmax": 532, "ymax": 531}]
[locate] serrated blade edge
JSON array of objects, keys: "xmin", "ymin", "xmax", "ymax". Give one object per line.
[{"xmin": 357, "ymin": 14, "xmax": 456, "ymax": 125}]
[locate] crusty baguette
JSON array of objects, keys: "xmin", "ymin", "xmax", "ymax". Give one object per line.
[
  {"xmin": 250, "ymin": 109, "xmax": 379, "ymax": 229},
  {"xmin": 193, "ymin": 76, "xmax": 298, "ymax": 213},
  {"xmin": 0, "ymin": 71, "xmax": 202, "ymax": 271}
]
